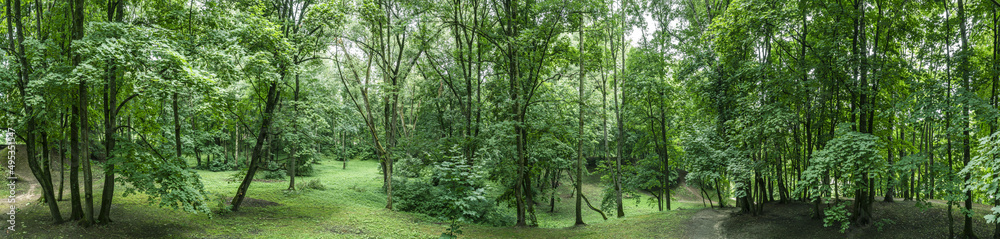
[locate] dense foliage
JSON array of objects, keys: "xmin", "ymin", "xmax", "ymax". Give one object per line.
[{"xmin": 1, "ymin": 0, "xmax": 999, "ymax": 237}]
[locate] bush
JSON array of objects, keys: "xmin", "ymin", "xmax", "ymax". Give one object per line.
[
  {"xmin": 823, "ymin": 202, "xmax": 851, "ymax": 233},
  {"xmin": 393, "ymin": 178, "xmax": 449, "ymax": 215},
  {"xmin": 214, "ymin": 193, "xmax": 232, "ymax": 214},
  {"xmin": 392, "ymin": 147, "xmax": 511, "ymax": 226},
  {"xmin": 293, "ymin": 155, "xmax": 316, "ymax": 177},
  {"xmin": 206, "ymin": 158, "xmax": 237, "ymax": 172},
  {"xmin": 303, "ymin": 179, "xmax": 326, "ymax": 190},
  {"xmin": 256, "ymin": 169, "xmax": 286, "ymax": 180}
]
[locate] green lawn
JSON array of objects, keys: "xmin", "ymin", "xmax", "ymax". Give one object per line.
[{"xmin": 10, "ymin": 156, "xmax": 698, "ymax": 238}]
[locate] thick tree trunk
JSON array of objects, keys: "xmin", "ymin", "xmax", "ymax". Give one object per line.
[
  {"xmin": 69, "ymin": 106, "xmax": 82, "ymax": 220},
  {"xmin": 80, "ymin": 79, "xmax": 95, "ymax": 227},
  {"xmin": 97, "ymin": 3, "xmax": 123, "ymax": 222},
  {"xmin": 66, "ymin": 0, "xmax": 85, "ymax": 222},
  {"xmin": 98, "ymin": 61, "xmax": 118, "ymax": 224}
]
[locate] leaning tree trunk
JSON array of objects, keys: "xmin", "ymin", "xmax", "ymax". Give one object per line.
[{"xmin": 231, "ymin": 82, "xmax": 280, "ymax": 212}]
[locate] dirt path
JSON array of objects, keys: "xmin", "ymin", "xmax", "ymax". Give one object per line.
[
  {"xmin": 685, "ymin": 208, "xmax": 733, "ymax": 239},
  {"xmin": 12, "ymin": 173, "xmax": 40, "ymax": 209}
]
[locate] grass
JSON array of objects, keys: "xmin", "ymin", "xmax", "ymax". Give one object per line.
[
  {"xmin": 530, "ymin": 171, "xmax": 703, "ymax": 228},
  {"xmin": 9, "ymin": 155, "xmax": 698, "ymax": 238}
]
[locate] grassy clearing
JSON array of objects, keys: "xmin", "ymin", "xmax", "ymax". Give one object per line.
[{"xmin": 10, "ymin": 156, "xmax": 697, "ymax": 238}]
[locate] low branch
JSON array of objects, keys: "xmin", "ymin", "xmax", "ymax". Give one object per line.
[
  {"xmin": 120, "ymin": 125, "xmax": 171, "ymax": 164},
  {"xmin": 115, "ymin": 93, "xmax": 140, "ymax": 115},
  {"xmin": 567, "ymin": 170, "xmax": 608, "ymax": 221}
]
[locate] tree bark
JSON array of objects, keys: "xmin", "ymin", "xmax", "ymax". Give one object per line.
[
  {"xmin": 575, "ymin": 20, "xmax": 585, "ymax": 226},
  {"xmin": 69, "ymin": 106, "xmax": 82, "ymax": 220},
  {"xmin": 174, "ymin": 93, "xmax": 184, "ymax": 167},
  {"xmin": 288, "ymin": 73, "xmax": 301, "ymax": 191},
  {"xmin": 98, "ymin": 62, "xmax": 118, "ymax": 225},
  {"xmin": 612, "ymin": 23, "xmax": 625, "ymax": 218},
  {"xmin": 97, "ymin": 0, "xmax": 124, "ymax": 224},
  {"xmin": 231, "ymin": 82, "xmax": 281, "ymax": 211},
  {"xmin": 958, "ymin": 0, "xmax": 976, "ymax": 236}
]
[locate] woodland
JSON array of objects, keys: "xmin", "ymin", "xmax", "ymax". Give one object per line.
[{"xmin": 1, "ymin": 0, "xmax": 1000, "ymax": 238}]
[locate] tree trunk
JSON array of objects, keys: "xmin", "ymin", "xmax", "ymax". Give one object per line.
[
  {"xmin": 958, "ymin": 0, "xmax": 975, "ymax": 236},
  {"xmin": 659, "ymin": 91, "xmax": 671, "ymax": 211},
  {"xmin": 174, "ymin": 93, "xmax": 184, "ymax": 167},
  {"xmin": 59, "ymin": 132, "xmax": 65, "ymax": 201},
  {"xmin": 991, "ymin": 6, "xmax": 999, "ymax": 239},
  {"xmin": 8, "ymin": 0, "xmax": 63, "ymax": 223},
  {"xmin": 69, "ymin": 106, "xmax": 82, "ymax": 220},
  {"xmin": 575, "ymin": 21, "xmax": 585, "ymax": 226},
  {"xmin": 612, "ymin": 28, "xmax": 625, "ymax": 218},
  {"xmin": 78, "ymin": 43, "xmax": 95, "ymax": 229},
  {"xmin": 98, "ymin": 61, "xmax": 118, "ymax": 225},
  {"xmin": 715, "ymin": 180, "xmax": 725, "ymax": 208},
  {"xmin": 884, "ymin": 120, "xmax": 895, "ymax": 202},
  {"xmin": 231, "ymin": 82, "xmax": 281, "ymax": 212},
  {"xmin": 341, "ymin": 132, "xmax": 347, "ymax": 169},
  {"xmin": 97, "ymin": 1, "xmax": 124, "ymax": 223}
]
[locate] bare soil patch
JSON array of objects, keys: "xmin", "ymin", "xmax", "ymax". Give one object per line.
[{"xmin": 685, "ymin": 208, "xmax": 735, "ymax": 239}]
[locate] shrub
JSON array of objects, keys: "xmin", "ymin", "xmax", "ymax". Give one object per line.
[
  {"xmin": 206, "ymin": 158, "xmax": 236, "ymax": 172},
  {"xmin": 303, "ymin": 179, "xmax": 326, "ymax": 190},
  {"xmin": 228, "ymin": 170, "xmax": 246, "ymax": 183},
  {"xmin": 393, "ymin": 178, "xmax": 447, "ymax": 213},
  {"xmin": 823, "ymin": 202, "xmax": 851, "ymax": 233},
  {"xmin": 293, "ymin": 155, "xmax": 316, "ymax": 177},
  {"xmin": 256, "ymin": 169, "xmax": 286, "ymax": 180},
  {"xmin": 214, "ymin": 193, "xmax": 232, "ymax": 214},
  {"xmin": 393, "ymin": 147, "xmax": 511, "ymax": 226}
]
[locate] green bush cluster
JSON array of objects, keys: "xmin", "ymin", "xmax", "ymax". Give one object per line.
[
  {"xmin": 392, "ymin": 178, "xmax": 510, "ymax": 226},
  {"xmin": 391, "ymin": 148, "xmax": 512, "ymax": 226},
  {"xmin": 303, "ymin": 179, "xmax": 326, "ymax": 190},
  {"xmin": 257, "ymin": 170, "xmax": 287, "ymax": 180},
  {"xmin": 205, "ymin": 158, "xmax": 237, "ymax": 172},
  {"xmin": 292, "ymin": 155, "xmax": 317, "ymax": 177},
  {"xmin": 823, "ymin": 202, "xmax": 852, "ymax": 233}
]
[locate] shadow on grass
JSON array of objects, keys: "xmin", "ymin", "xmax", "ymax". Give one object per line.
[{"xmin": 722, "ymin": 200, "xmax": 997, "ymax": 239}]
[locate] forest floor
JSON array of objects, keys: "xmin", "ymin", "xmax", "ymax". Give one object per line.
[
  {"xmin": 721, "ymin": 199, "xmax": 998, "ymax": 238},
  {"xmin": 6, "ymin": 153, "xmax": 999, "ymax": 238},
  {"xmin": 6, "ymin": 155, "xmax": 700, "ymax": 238},
  {"xmin": 684, "ymin": 207, "xmax": 735, "ymax": 239}
]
